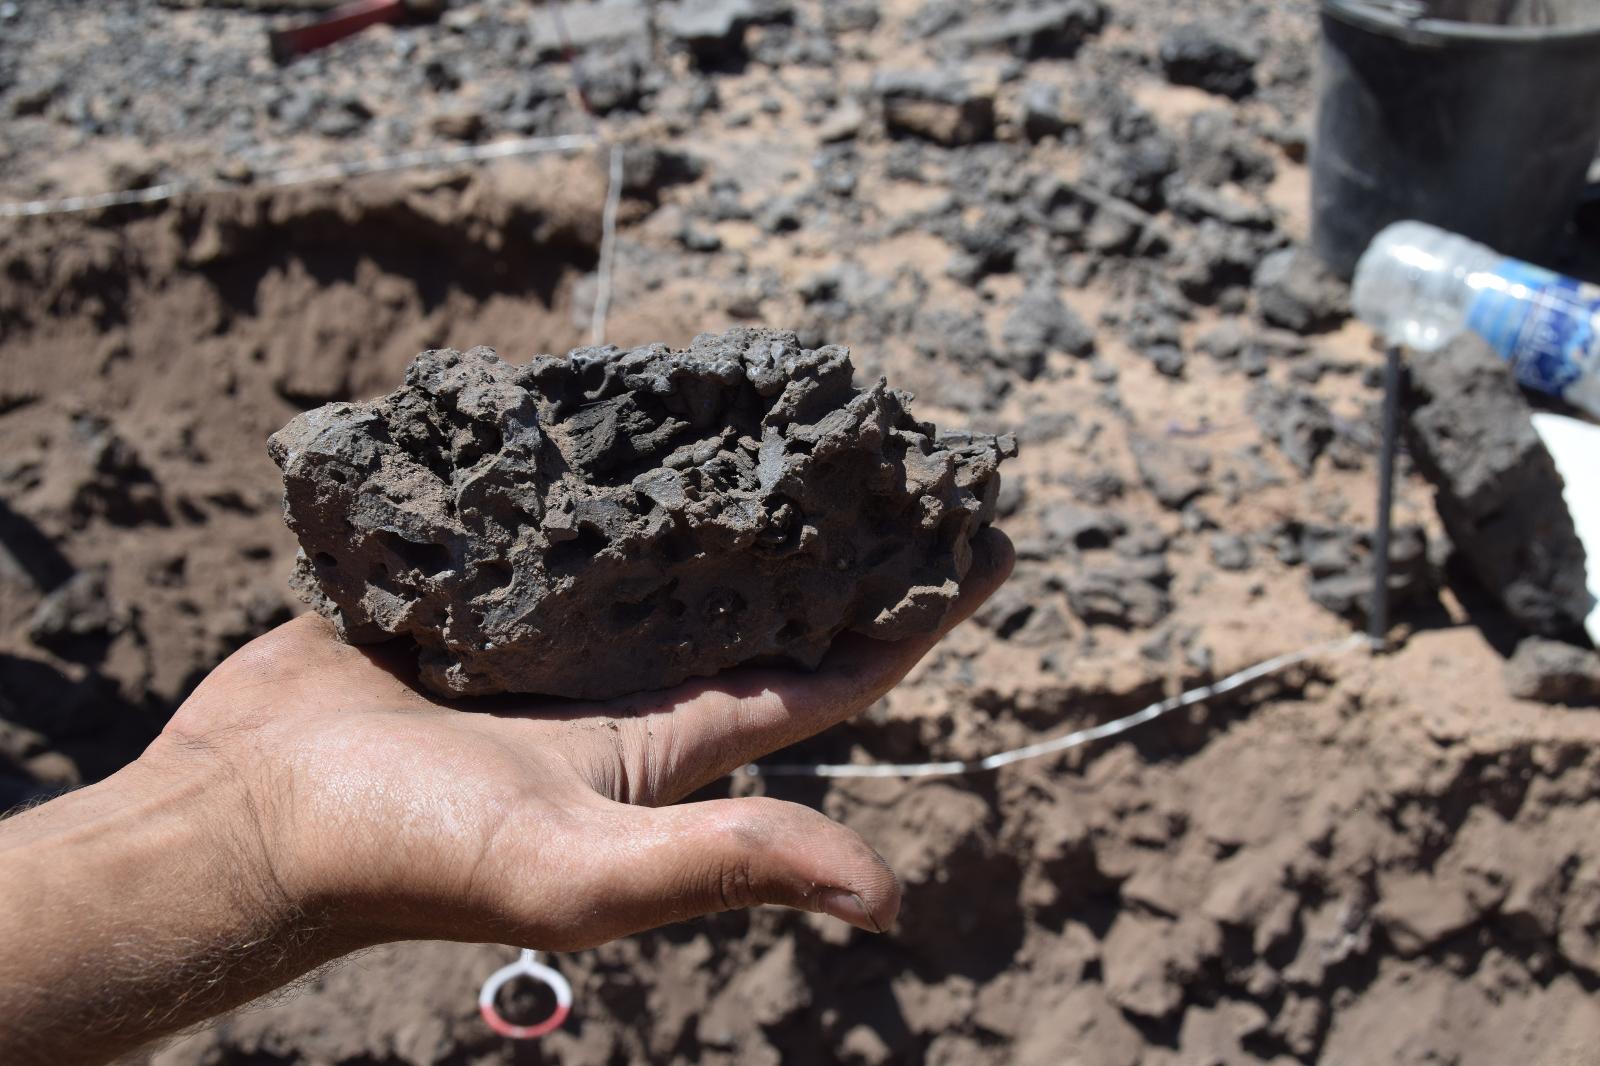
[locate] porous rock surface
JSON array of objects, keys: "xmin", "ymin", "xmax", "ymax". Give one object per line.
[
  {"xmin": 268, "ymin": 328, "xmax": 1015, "ymax": 699},
  {"xmin": 1403, "ymin": 334, "xmax": 1591, "ymax": 637}
]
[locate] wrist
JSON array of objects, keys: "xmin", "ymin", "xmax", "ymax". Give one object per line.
[
  {"xmin": 130, "ymin": 735, "xmax": 339, "ymax": 949},
  {"xmin": 0, "ymin": 748, "xmax": 351, "ymax": 1063},
  {"xmin": 1, "ymin": 746, "xmax": 309, "ymax": 952}
]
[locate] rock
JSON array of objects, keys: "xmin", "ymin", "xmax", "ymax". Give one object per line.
[
  {"xmin": 1182, "ymin": 109, "xmax": 1276, "ymax": 188},
  {"xmin": 939, "ymin": 0, "xmax": 1105, "ymax": 58},
  {"xmin": 1120, "ymin": 523, "xmax": 1173, "ymax": 560},
  {"xmin": 1271, "ymin": 995, "xmax": 1327, "ymax": 1059},
  {"xmin": 1195, "ymin": 321, "xmax": 1251, "ymax": 363},
  {"xmin": 817, "ymin": 98, "xmax": 866, "ymax": 142},
  {"xmin": 1000, "ymin": 286, "xmax": 1095, "ymax": 376},
  {"xmin": 26, "ymin": 568, "xmax": 125, "ymax": 654},
  {"xmin": 1177, "ymin": 1002, "xmax": 1270, "ymax": 1065},
  {"xmin": 798, "ymin": 262, "xmax": 888, "ymax": 313},
  {"xmin": 1264, "ymin": 117, "xmax": 1310, "ymax": 162},
  {"xmin": 1375, "ymin": 871, "xmax": 1480, "ymax": 956},
  {"xmin": 1016, "ymin": 410, "xmax": 1076, "ymax": 445},
  {"xmin": 659, "ymin": 0, "xmax": 793, "ymax": 67},
  {"xmin": 1159, "ymin": 22, "xmax": 1259, "ymax": 99},
  {"xmin": 429, "ymin": 109, "xmax": 485, "ymax": 141},
  {"xmin": 812, "ymin": 144, "xmax": 860, "ymax": 196},
  {"xmin": 1102, "ymin": 913, "xmax": 1221, "ymax": 1019},
  {"xmin": 1284, "ymin": 901, "xmax": 1367, "ymax": 989},
  {"xmin": 722, "ymin": 277, "xmax": 769, "ymax": 319},
  {"xmin": 821, "ymin": 0, "xmax": 879, "ymax": 34},
  {"xmin": 529, "ymin": 0, "xmax": 650, "ymax": 57},
  {"xmin": 65, "ymin": 414, "xmax": 168, "ymax": 528},
  {"xmin": 1130, "ymin": 435, "xmax": 1208, "ymax": 510},
  {"xmin": 750, "ymin": 22, "xmax": 838, "ymax": 66},
  {"xmin": 1020, "ymin": 82, "xmax": 1070, "ymax": 141},
  {"xmin": 1084, "ymin": 131, "xmax": 1179, "ymax": 212},
  {"xmin": 975, "ymin": 581, "xmax": 1036, "ymax": 639},
  {"xmin": 728, "ymin": 938, "xmax": 809, "ymax": 1027},
  {"xmin": 208, "ymin": 584, "xmax": 293, "ymax": 657},
  {"xmin": 313, "ymin": 94, "xmax": 372, "ymax": 138},
  {"xmin": 838, "ymin": 1024, "xmax": 892, "ymax": 1066},
  {"xmin": 872, "ymin": 70, "xmax": 995, "ymax": 146},
  {"xmin": 756, "ymin": 192, "xmax": 809, "ymax": 233},
  {"xmin": 1042, "ymin": 501, "xmax": 1126, "ymax": 551},
  {"xmin": 1013, "ymin": 985, "xmax": 1143, "ymax": 1066},
  {"xmin": 1065, "ymin": 563, "xmax": 1172, "ymax": 629},
  {"xmin": 995, "ymin": 475, "xmax": 1026, "ymax": 518},
  {"xmin": 1404, "ymin": 334, "xmax": 1591, "ymax": 637},
  {"xmin": 1029, "ymin": 175, "xmax": 1086, "ymax": 229},
  {"xmin": 1196, "ymin": 324, "xmax": 1305, "ymax": 367},
  {"xmin": 940, "ymin": 203, "xmax": 1027, "ymax": 279},
  {"xmin": 1209, "ymin": 532, "xmax": 1252, "ymax": 572},
  {"xmin": 874, "ymin": 783, "xmax": 999, "ymax": 944},
  {"xmin": 1248, "ymin": 381, "xmax": 1336, "ymax": 475},
  {"xmin": 620, "ymin": 145, "xmax": 704, "ymax": 201},
  {"xmin": 1083, "ymin": 207, "xmax": 1139, "ymax": 254},
  {"xmin": 1171, "ymin": 220, "xmax": 1264, "ymax": 305},
  {"xmin": 574, "ymin": 47, "xmax": 646, "ymax": 114},
  {"xmin": 8, "ymin": 79, "xmax": 57, "ymax": 117},
  {"xmin": 1086, "ymin": 359, "xmax": 1120, "ymax": 387},
  {"xmin": 421, "ymin": 58, "xmax": 460, "ymax": 92},
  {"xmin": 1253, "ymin": 248, "xmax": 1348, "ymax": 334},
  {"xmin": 915, "ymin": 308, "xmax": 993, "ymax": 369},
  {"xmin": 0, "ymin": 501, "xmax": 72, "ymax": 594},
  {"xmin": 976, "ymin": 578, "xmax": 1070, "ymax": 646},
  {"xmin": 1504, "ymin": 637, "xmax": 1600, "ymax": 706},
  {"xmin": 1145, "ymin": 345, "xmax": 1186, "ymax": 378},
  {"xmin": 270, "ymin": 331, "xmax": 351, "ymax": 405},
  {"xmin": 680, "ymin": 218, "xmax": 723, "ymax": 252},
  {"xmin": 270, "ymin": 330, "xmax": 1015, "ymax": 699},
  {"xmin": 1168, "ymin": 184, "xmax": 1274, "ymax": 230}
]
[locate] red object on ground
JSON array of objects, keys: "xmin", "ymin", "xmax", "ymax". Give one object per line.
[
  {"xmin": 478, "ymin": 1000, "xmax": 570, "ymax": 1040},
  {"xmin": 270, "ymin": 0, "xmax": 408, "ymax": 63}
]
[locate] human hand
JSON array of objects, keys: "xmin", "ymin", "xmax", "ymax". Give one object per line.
[
  {"xmin": 0, "ymin": 528, "xmax": 1010, "ymax": 1064},
  {"xmin": 158, "ymin": 526, "xmax": 1015, "ymax": 951}
]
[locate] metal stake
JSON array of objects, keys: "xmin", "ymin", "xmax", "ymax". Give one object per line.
[{"xmin": 1370, "ymin": 345, "xmax": 1402, "ymax": 650}]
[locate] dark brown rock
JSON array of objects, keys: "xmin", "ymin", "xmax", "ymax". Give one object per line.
[
  {"xmin": 1404, "ymin": 334, "xmax": 1591, "ymax": 637},
  {"xmin": 269, "ymin": 328, "xmax": 1014, "ymax": 699}
]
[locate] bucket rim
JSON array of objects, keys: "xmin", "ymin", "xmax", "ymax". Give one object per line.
[{"xmin": 1321, "ymin": 0, "xmax": 1600, "ymax": 45}]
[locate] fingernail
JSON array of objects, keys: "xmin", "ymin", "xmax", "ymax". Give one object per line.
[{"xmin": 818, "ymin": 888, "xmax": 883, "ymax": 933}]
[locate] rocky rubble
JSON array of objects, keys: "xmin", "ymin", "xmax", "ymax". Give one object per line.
[{"xmin": 271, "ymin": 330, "xmax": 1013, "ymax": 699}]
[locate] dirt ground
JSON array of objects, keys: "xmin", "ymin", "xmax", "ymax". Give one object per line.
[{"xmin": 3, "ymin": 1, "xmax": 1599, "ymax": 1063}]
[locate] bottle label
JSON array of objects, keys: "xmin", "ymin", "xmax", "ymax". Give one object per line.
[{"xmin": 1466, "ymin": 258, "xmax": 1600, "ymax": 406}]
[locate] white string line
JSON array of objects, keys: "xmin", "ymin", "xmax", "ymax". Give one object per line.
[
  {"xmin": 590, "ymin": 143, "xmax": 625, "ymax": 346},
  {"xmin": 743, "ymin": 633, "xmax": 1370, "ymax": 779},
  {"xmin": 0, "ymin": 132, "xmax": 602, "ymax": 219}
]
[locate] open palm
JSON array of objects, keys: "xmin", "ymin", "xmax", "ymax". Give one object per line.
[{"xmin": 155, "ymin": 529, "xmax": 1013, "ymax": 951}]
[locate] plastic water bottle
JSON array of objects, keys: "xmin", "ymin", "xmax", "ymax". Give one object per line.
[{"xmin": 1351, "ymin": 220, "xmax": 1600, "ymax": 418}]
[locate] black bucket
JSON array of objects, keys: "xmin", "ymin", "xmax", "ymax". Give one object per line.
[{"xmin": 1312, "ymin": 0, "xmax": 1600, "ymax": 278}]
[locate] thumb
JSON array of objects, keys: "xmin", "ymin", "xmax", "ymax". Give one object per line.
[{"xmin": 592, "ymin": 797, "xmax": 901, "ymax": 937}]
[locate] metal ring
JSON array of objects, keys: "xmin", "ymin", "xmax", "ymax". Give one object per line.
[{"xmin": 477, "ymin": 953, "xmax": 573, "ymax": 1039}]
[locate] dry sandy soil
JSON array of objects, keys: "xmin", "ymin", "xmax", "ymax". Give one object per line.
[{"xmin": 3, "ymin": 1, "xmax": 1599, "ymax": 1064}]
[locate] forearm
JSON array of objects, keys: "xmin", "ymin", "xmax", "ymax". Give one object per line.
[{"xmin": 0, "ymin": 751, "xmax": 347, "ymax": 1065}]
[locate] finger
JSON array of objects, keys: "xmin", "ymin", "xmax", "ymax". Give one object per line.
[
  {"xmin": 536, "ymin": 797, "xmax": 900, "ymax": 947},
  {"xmin": 629, "ymin": 527, "xmax": 1014, "ymax": 803}
]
